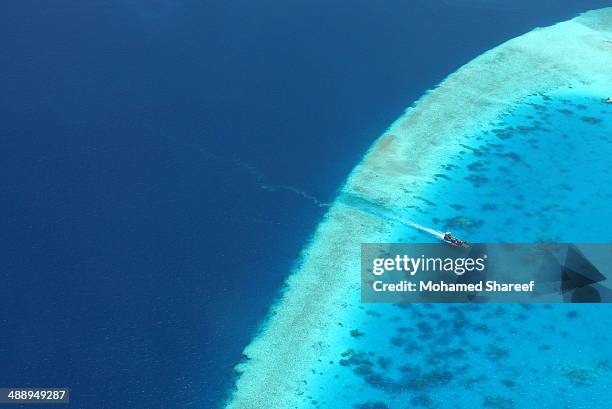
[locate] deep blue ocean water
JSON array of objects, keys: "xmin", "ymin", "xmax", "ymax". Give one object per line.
[{"xmin": 1, "ymin": 1, "xmax": 610, "ymax": 408}]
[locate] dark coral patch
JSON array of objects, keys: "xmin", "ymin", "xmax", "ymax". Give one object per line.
[
  {"xmin": 481, "ymin": 203, "xmax": 497, "ymax": 211},
  {"xmin": 350, "ymin": 329, "xmax": 365, "ymax": 338},
  {"xmin": 465, "ymin": 174, "xmax": 489, "ymax": 187},
  {"xmin": 442, "ymin": 216, "xmax": 485, "ymax": 231},
  {"xmin": 492, "ymin": 128, "xmax": 514, "ymax": 140},
  {"xmin": 417, "ymin": 321, "xmax": 433, "ymax": 333},
  {"xmin": 377, "ymin": 356, "xmax": 392, "ymax": 370},
  {"xmin": 485, "ymin": 345, "xmax": 510, "ymax": 361},
  {"xmin": 414, "ymin": 195, "xmax": 436, "ymax": 206},
  {"xmin": 566, "ymin": 310, "xmax": 579, "ymax": 319},
  {"xmin": 496, "ymin": 152, "xmax": 522, "ymax": 162},
  {"xmin": 580, "ymin": 116, "xmax": 602, "ymax": 124},
  {"xmin": 354, "ymin": 402, "xmax": 389, "ymax": 409},
  {"xmin": 467, "ymin": 161, "xmax": 488, "ymax": 171},
  {"xmin": 410, "ymin": 394, "xmax": 434, "ymax": 408},
  {"xmin": 563, "ymin": 367, "xmax": 596, "ymax": 386}
]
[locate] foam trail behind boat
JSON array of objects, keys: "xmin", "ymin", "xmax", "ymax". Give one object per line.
[
  {"xmin": 338, "ymin": 193, "xmax": 446, "ymax": 240},
  {"xmin": 393, "ymin": 216, "xmax": 446, "ymax": 239}
]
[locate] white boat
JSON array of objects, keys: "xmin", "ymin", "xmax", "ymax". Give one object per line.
[{"xmin": 442, "ymin": 232, "xmax": 470, "ymax": 248}]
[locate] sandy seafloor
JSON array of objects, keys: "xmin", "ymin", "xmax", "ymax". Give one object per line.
[{"xmin": 226, "ymin": 8, "xmax": 612, "ymax": 409}]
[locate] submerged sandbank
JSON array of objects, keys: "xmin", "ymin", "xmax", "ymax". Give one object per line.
[{"xmin": 225, "ymin": 8, "xmax": 612, "ymax": 409}]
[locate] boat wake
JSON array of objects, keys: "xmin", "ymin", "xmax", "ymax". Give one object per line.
[
  {"xmin": 174, "ymin": 137, "xmax": 331, "ymax": 208},
  {"xmin": 392, "ymin": 216, "xmax": 446, "ymax": 239},
  {"xmin": 234, "ymin": 160, "xmax": 330, "ymax": 208},
  {"xmin": 338, "ymin": 193, "xmax": 446, "ymax": 240}
]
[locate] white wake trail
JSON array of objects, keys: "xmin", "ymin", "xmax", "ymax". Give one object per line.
[
  {"xmin": 391, "ymin": 216, "xmax": 446, "ymax": 239},
  {"xmin": 338, "ymin": 193, "xmax": 446, "ymax": 240}
]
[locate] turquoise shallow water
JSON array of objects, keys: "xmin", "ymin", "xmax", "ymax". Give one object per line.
[
  {"xmin": 299, "ymin": 90, "xmax": 612, "ymax": 409},
  {"xmin": 307, "ymin": 303, "xmax": 612, "ymax": 409},
  {"xmin": 400, "ymin": 88, "xmax": 612, "ymax": 244},
  {"xmin": 226, "ymin": 10, "xmax": 612, "ymax": 408}
]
